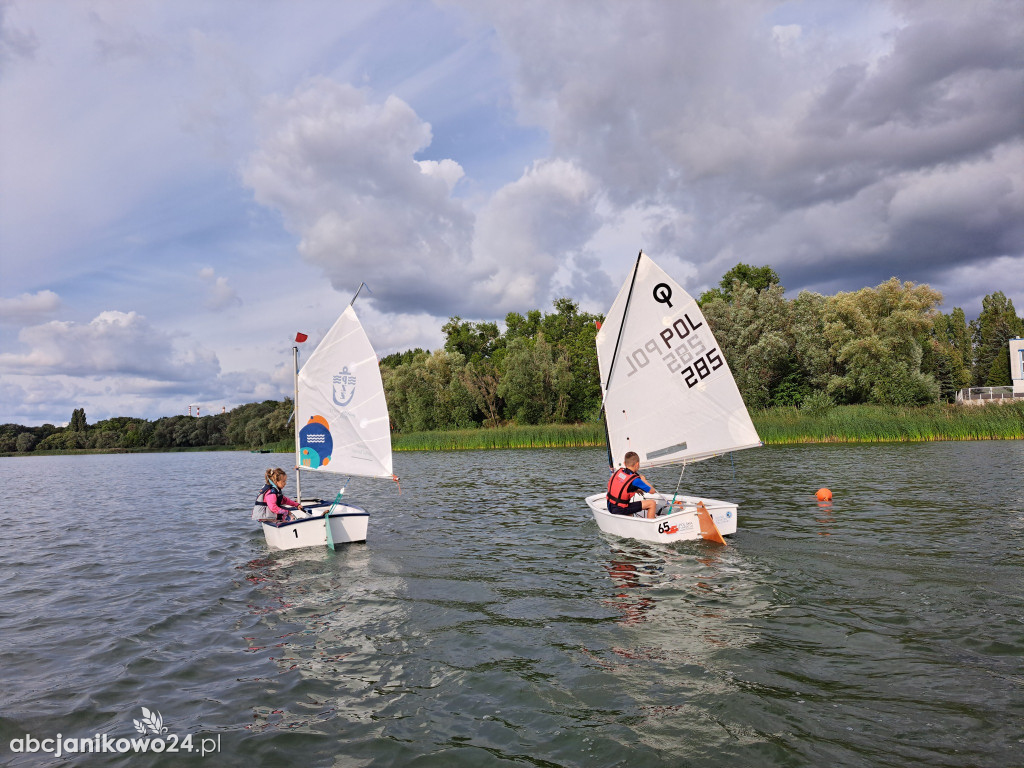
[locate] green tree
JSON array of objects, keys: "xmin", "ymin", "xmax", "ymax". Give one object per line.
[
  {"xmin": 461, "ymin": 359, "xmax": 503, "ymax": 428},
  {"xmin": 89, "ymin": 430, "xmax": 122, "ymax": 450},
  {"xmin": 970, "ymin": 291, "xmax": 1024, "ymax": 386},
  {"xmin": 822, "ymin": 278, "xmax": 941, "ymax": 405},
  {"xmin": 150, "ymin": 416, "xmax": 185, "ymax": 448},
  {"xmin": 986, "ymin": 348, "xmax": 1012, "ymax": 387},
  {"xmin": 532, "ymin": 299, "xmax": 603, "ymax": 421},
  {"xmin": 922, "ymin": 308, "xmax": 973, "ymax": 401},
  {"xmin": 443, "ymin": 317, "xmax": 503, "ymax": 364},
  {"xmin": 15, "ymin": 432, "xmax": 36, "ymax": 452},
  {"xmin": 226, "ymin": 401, "xmax": 281, "ymax": 445},
  {"xmin": 122, "ymin": 425, "xmax": 145, "ymax": 448},
  {"xmin": 244, "ymin": 418, "xmax": 271, "ymax": 448},
  {"xmin": 703, "ymin": 282, "xmax": 795, "ymax": 409},
  {"xmin": 504, "ymin": 310, "xmax": 542, "ymax": 342},
  {"xmin": 69, "ymin": 408, "xmax": 87, "ymax": 432},
  {"xmin": 229, "ymin": 401, "xmax": 293, "ymax": 449},
  {"xmin": 380, "ymin": 348, "xmax": 427, "ymax": 367},
  {"xmin": 699, "ymin": 263, "xmax": 780, "ymax": 305},
  {"xmin": 37, "ymin": 431, "xmax": 82, "ymax": 451},
  {"xmin": 498, "ymin": 336, "xmax": 573, "ymax": 424},
  {"xmin": 791, "ymin": 291, "xmax": 838, "ymax": 395},
  {"xmin": 382, "ymin": 350, "xmax": 476, "ymax": 432},
  {"xmin": 432, "ymin": 298, "xmax": 602, "ymax": 426}
]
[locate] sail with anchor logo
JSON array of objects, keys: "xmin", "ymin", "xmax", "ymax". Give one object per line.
[{"xmin": 295, "ymin": 306, "xmax": 392, "ymax": 478}]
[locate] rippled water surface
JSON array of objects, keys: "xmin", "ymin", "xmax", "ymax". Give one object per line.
[{"xmin": 1, "ymin": 442, "xmax": 1022, "ymax": 767}]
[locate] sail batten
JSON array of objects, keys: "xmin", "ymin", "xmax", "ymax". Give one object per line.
[
  {"xmin": 597, "ymin": 252, "xmax": 760, "ymax": 470},
  {"xmin": 295, "ymin": 304, "xmax": 393, "ymax": 479}
]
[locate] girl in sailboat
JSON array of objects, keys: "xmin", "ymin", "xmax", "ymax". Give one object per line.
[{"xmin": 252, "ymin": 468, "xmax": 304, "ymax": 522}]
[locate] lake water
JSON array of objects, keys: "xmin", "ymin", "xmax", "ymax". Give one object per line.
[{"xmin": 1, "ymin": 442, "xmax": 1022, "ymax": 767}]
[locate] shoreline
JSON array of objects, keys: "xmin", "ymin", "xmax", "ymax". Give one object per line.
[
  {"xmin": 3, "ymin": 403, "xmax": 1021, "ymax": 457},
  {"xmin": 2, "ymin": 434, "xmax": 1019, "ymax": 459}
]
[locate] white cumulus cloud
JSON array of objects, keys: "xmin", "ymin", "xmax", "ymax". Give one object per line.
[
  {"xmin": 243, "ymin": 77, "xmax": 610, "ymax": 317},
  {"xmin": 0, "ymin": 310, "xmax": 220, "ymax": 382},
  {"xmin": 0, "ymin": 289, "xmax": 61, "ymax": 322}
]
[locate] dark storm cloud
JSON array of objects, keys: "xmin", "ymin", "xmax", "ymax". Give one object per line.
[{"xmin": 469, "ymin": 0, "xmax": 1024, "ymax": 311}]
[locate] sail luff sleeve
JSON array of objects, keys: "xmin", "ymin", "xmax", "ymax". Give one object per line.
[{"xmin": 604, "ymin": 250, "xmax": 644, "ymax": 394}]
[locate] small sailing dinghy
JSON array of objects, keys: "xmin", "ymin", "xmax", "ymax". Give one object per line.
[
  {"xmin": 260, "ymin": 288, "xmax": 395, "ymax": 551},
  {"xmin": 585, "ymin": 251, "xmax": 761, "ymax": 544}
]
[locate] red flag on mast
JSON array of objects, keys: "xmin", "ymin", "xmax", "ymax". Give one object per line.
[{"xmin": 295, "ymin": 332, "xmax": 308, "ymax": 343}]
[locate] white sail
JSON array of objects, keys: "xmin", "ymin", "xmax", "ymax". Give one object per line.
[
  {"xmin": 597, "ymin": 252, "xmax": 761, "ymax": 469},
  {"xmin": 295, "ymin": 305, "xmax": 393, "ymax": 479}
]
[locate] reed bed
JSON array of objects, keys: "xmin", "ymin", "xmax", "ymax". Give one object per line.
[
  {"xmin": 753, "ymin": 402, "xmax": 1024, "ymax": 444},
  {"xmin": 256, "ymin": 403, "xmax": 1022, "ymax": 454},
  {"xmin": 260, "ymin": 439, "xmax": 294, "ymax": 454},
  {"xmin": 392, "ymin": 423, "xmax": 605, "ymax": 452}
]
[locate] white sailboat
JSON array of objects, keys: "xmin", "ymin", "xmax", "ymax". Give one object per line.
[
  {"xmin": 261, "ymin": 288, "xmax": 395, "ymax": 550},
  {"xmin": 585, "ymin": 251, "xmax": 761, "ymax": 544}
]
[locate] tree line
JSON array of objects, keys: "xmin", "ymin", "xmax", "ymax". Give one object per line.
[
  {"xmin": 380, "ymin": 297, "xmax": 602, "ymax": 432},
  {"xmin": 0, "ymin": 400, "xmax": 294, "ymax": 454},
  {"xmin": 698, "ymin": 264, "xmax": 1022, "ymax": 409},
  {"xmin": 2, "ymin": 264, "xmax": 1021, "ymax": 454},
  {"xmin": 378, "ymin": 266, "xmax": 1022, "ymax": 429}
]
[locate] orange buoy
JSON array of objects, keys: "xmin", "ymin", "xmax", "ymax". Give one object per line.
[{"xmin": 816, "ymin": 488, "xmax": 832, "ymax": 501}]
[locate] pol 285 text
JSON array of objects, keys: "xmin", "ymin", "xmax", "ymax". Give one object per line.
[{"xmin": 622, "ymin": 313, "xmax": 723, "ymax": 389}]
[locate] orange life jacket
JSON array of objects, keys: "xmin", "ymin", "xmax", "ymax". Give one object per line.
[{"xmin": 607, "ymin": 467, "xmax": 640, "ymax": 510}]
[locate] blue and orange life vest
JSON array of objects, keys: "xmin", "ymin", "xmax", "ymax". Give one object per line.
[{"xmin": 607, "ymin": 467, "xmax": 640, "ymax": 510}]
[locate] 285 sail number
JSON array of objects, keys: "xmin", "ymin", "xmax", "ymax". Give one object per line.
[{"xmin": 680, "ymin": 348, "xmax": 724, "ymax": 388}]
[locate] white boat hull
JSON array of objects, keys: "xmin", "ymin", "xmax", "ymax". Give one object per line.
[
  {"xmin": 585, "ymin": 493, "xmax": 738, "ymax": 544},
  {"xmin": 260, "ymin": 501, "xmax": 369, "ymax": 550}
]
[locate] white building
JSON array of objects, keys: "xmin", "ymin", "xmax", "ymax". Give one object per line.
[
  {"xmin": 956, "ymin": 337, "xmax": 1024, "ymax": 404},
  {"xmin": 1011, "ymin": 337, "xmax": 1024, "ymax": 397}
]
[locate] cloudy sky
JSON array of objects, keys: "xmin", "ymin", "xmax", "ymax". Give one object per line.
[{"xmin": 1, "ymin": 0, "xmax": 1022, "ymax": 426}]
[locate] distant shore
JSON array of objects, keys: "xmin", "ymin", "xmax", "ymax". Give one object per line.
[
  {"xmin": 3, "ymin": 403, "xmax": 1021, "ymax": 457},
  {"xmin": 0, "ymin": 444, "xmax": 242, "ymax": 458}
]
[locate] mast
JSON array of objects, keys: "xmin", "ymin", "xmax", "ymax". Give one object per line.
[
  {"xmin": 604, "ymin": 250, "xmax": 643, "ymax": 393},
  {"xmin": 293, "ymin": 344, "xmax": 301, "ymax": 502},
  {"xmin": 350, "ymin": 281, "xmax": 369, "ymax": 306}
]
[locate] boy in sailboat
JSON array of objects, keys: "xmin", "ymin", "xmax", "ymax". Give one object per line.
[
  {"xmin": 606, "ymin": 452, "xmax": 659, "ymax": 519},
  {"xmin": 252, "ymin": 468, "xmax": 304, "ymax": 523}
]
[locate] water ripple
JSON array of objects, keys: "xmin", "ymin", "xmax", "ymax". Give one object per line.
[{"xmin": 1, "ymin": 442, "xmax": 1022, "ymax": 767}]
